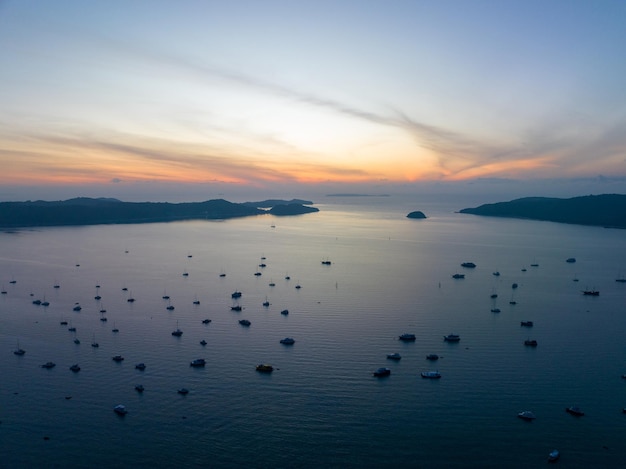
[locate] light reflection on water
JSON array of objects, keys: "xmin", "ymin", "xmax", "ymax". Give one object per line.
[{"xmin": 1, "ymin": 200, "xmax": 626, "ymax": 467}]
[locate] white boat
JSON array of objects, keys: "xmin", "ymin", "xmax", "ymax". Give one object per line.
[
  {"xmin": 113, "ymin": 404, "xmax": 128, "ymax": 415},
  {"xmin": 548, "ymin": 449, "xmax": 560, "ymax": 462},
  {"xmin": 517, "ymin": 410, "xmax": 536, "ymax": 421},
  {"xmin": 421, "ymin": 371, "xmax": 441, "ymax": 379}
]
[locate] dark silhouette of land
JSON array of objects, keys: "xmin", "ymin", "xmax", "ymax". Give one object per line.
[
  {"xmin": 406, "ymin": 211, "xmax": 427, "ymax": 219},
  {"xmin": 0, "ymin": 197, "xmax": 318, "ymax": 228},
  {"xmin": 460, "ymin": 194, "xmax": 626, "ymax": 228}
]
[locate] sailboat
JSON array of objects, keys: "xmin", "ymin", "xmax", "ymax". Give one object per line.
[
  {"xmin": 13, "ymin": 340, "xmax": 25, "ymax": 356},
  {"xmin": 91, "ymin": 333, "xmax": 99, "ymax": 348},
  {"xmin": 171, "ymin": 321, "xmax": 183, "ymax": 337}
]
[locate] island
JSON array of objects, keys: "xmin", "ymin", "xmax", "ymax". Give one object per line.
[
  {"xmin": 242, "ymin": 198, "xmax": 314, "ymax": 208},
  {"xmin": 0, "ymin": 197, "xmax": 318, "ymax": 228},
  {"xmin": 406, "ymin": 211, "xmax": 427, "ymax": 219},
  {"xmin": 459, "ymin": 194, "xmax": 626, "ymax": 229}
]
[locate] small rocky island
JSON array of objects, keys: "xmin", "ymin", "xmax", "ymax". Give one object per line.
[
  {"xmin": 406, "ymin": 211, "xmax": 427, "ymax": 219},
  {"xmin": 0, "ymin": 197, "xmax": 318, "ymax": 228},
  {"xmin": 459, "ymin": 194, "xmax": 626, "ymax": 228}
]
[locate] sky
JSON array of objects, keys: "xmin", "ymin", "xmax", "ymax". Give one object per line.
[{"xmin": 1, "ymin": 0, "xmax": 626, "ymax": 201}]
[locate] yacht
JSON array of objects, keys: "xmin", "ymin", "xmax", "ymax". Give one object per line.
[
  {"xmin": 177, "ymin": 388, "xmax": 189, "ymax": 395},
  {"xmin": 13, "ymin": 341, "xmax": 25, "ymax": 356},
  {"xmin": 373, "ymin": 367, "xmax": 391, "ymax": 377},
  {"xmin": 517, "ymin": 410, "xmax": 536, "ymax": 421},
  {"xmin": 548, "ymin": 449, "xmax": 560, "ymax": 462},
  {"xmin": 280, "ymin": 309, "xmax": 289, "ymax": 315},
  {"xmin": 524, "ymin": 339, "xmax": 538, "ymax": 346},
  {"xmin": 444, "ymin": 334, "xmax": 460, "ymax": 342},
  {"xmin": 231, "ymin": 291, "xmax": 242, "ymax": 299},
  {"xmin": 113, "ymin": 404, "xmax": 128, "ymax": 415},
  {"xmin": 202, "ymin": 319, "xmax": 211, "ymax": 324},
  {"xmin": 40, "ymin": 362, "xmax": 56, "ymax": 369},
  {"xmin": 280, "ymin": 337, "xmax": 295, "ymax": 345},
  {"xmin": 421, "ymin": 371, "xmax": 441, "ymax": 379},
  {"xmin": 398, "ymin": 333, "xmax": 416, "ymax": 341},
  {"xmin": 239, "ymin": 319, "xmax": 251, "ymax": 326},
  {"xmin": 135, "ymin": 384, "xmax": 144, "ymax": 392},
  {"xmin": 190, "ymin": 358, "xmax": 206, "ymax": 367},
  {"xmin": 520, "ymin": 321, "xmax": 533, "ymax": 327},
  {"xmin": 112, "ymin": 355, "xmax": 124, "ymax": 362},
  {"xmin": 200, "ymin": 339, "xmax": 207, "ymax": 346},
  {"xmin": 452, "ymin": 273, "xmax": 465, "ymax": 279},
  {"xmin": 256, "ymin": 364, "xmax": 274, "ymax": 373},
  {"xmin": 426, "ymin": 354, "xmax": 439, "ymax": 361},
  {"xmin": 566, "ymin": 406, "xmax": 584, "ymax": 416},
  {"xmin": 461, "ymin": 262, "xmax": 476, "ymax": 268},
  {"xmin": 386, "ymin": 353, "xmax": 401, "ymax": 360},
  {"xmin": 70, "ymin": 364, "xmax": 81, "ymax": 372},
  {"xmin": 135, "ymin": 363, "xmax": 146, "ymax": 370}
]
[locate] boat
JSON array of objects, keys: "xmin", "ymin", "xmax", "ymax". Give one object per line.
[
  {"xmin": 239, "ymin": 319, "xmax": 251, "ymax": 326},
  {"xmin": 91, "ymin": 334, "xmax": 99, "ymax": 348},
  {"xmin": 135, "ymin": 384, "xmax": 144, "ymax": 392},
  {"xmin": 461, "ymin": 262, "xmax": 476, "ymax": 268},
  {"xmin": 73, "ymin": 304, "xmax": 82, "ymax": 311},
  {"xmin": 421, "ymin": 371, "xmax": 442, "ymax": 379},
  {"xmin": 135, "ymin": 363, "xmax": 146, "ymax": 370},
  {"xmin": 112, "ymin": 355, "xmax": 124, "ymax": 362},
  {"xmin": 13, "ymin": 341, "xmax": 25, "ymax": 356},
  {"xmin": 166, "ymin": 304, "xmax": 175, "ymax": 311},
  {"xmin": 295, "ymin": 284, "xmax": 301, "ymax": 289},
  {"xmin": 386, "ymin": 353, "xmax": 401, "ymax": 360},
  {"xmin": 202, "ymin": 319, "xmax": 211, "ymax": 324},
  {"xmin": 193, "ymin": 298, "xmax": 200, "ymax": 305},
  {"xmin": 41, "ymin": 361, "xmax": 56, "ymax": 369},
  {"xmin": 512, "ymin": 283, "xmax": 518, "ymax": 289},
  {"xmin": 269, "ymin": 281, "xmax": 276, "ymax": 287},
  {"xmin": 520, "ymin": 321, "xmax": 534, "ymax": 327},
  {"xmin": 112, "ymin": 323, "xmax": 119, "ymax": 333},
  {"xmin": 262, "ymin": 298, "xmax": 270, "ymax": 307},
  {"xmin": 444, "ymin": 334, "xmax": 460, "ymax": 342},
  {"xmin": 231, "ymin": 291, "xmax": 242, "ymax": 299},
  {"xmin": 566, "ymin": 257, "xmax": 576, "ymax": 263},
  {"xmin": 492, "ymin": 271, "xmax": 500, "ymax": 276},
  {"xmin": 566, "ymin": 406, "xmax": 584, "ymax": 416},
  {"xmin": 74, "ymin": 338, "xmax": 80, "ymax": 344},
  {"xmin": 171, "ymin": 320, "xmax": 183, "ymax": 337},
  {"xmin": 491, "ymin": 308, "xmax": 501, "ymax": 313},
  {"xmin": 524, "ymin": 339, "xmax": 538, "ymax": 346},
  {"xmin": 509, "ymin": 300, "xmax": 517, "ymax": 305},
  {"xmin": 60, "ymin": 320, "xmax": 68, "ymax": 325},
  {"xmin": 280, "ymin": 337, "xmax": 295, "ymax": 345},
  {"xmin": 398, "ymin": 333, "xmax": 416, "ymax": 341},
  {"xmin": 256, "ymin": 364, "xmax": 274, "ymax": 373},
  {"xmin": 490, "ymin": 293, "xmax": 498, "ymax": 299},
  {"xmin": 70, "ymin": 364, "xmax": 80, "ymax": 372},
  {"xmin": 100, "ymin": 316, "xmax": 107, "ymax": 322},
  {"xmin": 321, "ymin": 260, "xmax": 332, "ymax": 265},
  {"xmin": 259, "ymin": 263, "xmax": 266, "ymax": 268},
  {"xmin": 113, "ymin": 404, "xmax": 128, "ymax": 415},
  {"xmin": 280, "ymin": 309, "xmax": 289, "ymax": 315},
  {"xmin": 548, "ymin": 449, "xmax": 560, "ymax": 462},
  {"xmin": 426, "ymin": 354, "xmax": 439, "ymax": 361},
  {"xmin": 517, "ymin": 410, "xmax": 536, "ymax": 421},
  {"xmin": 582, "ymin": 290, "xmax": 599, "ymax": 296},
  {"xmin": 452, "ymin": 273, "xmax": 465, "ymax": 279},
  {"xmin": 177, "ymin": 388, "xmax": 189, "ymax": 395},
  {"xmin": 373, "ymin": 367, "xmax": 391, "ymax": 377},
  {"xmin": 254, "ymin": 271, "xmax": 262, "ymax": 276},
  {"xmin": 231, "ymin": 305, "xmax": 242, "ymax": 311},
  {"xmin": 190, "ymin": 358, "xmax": 206, "ymax": 367},
  {"xmin": 200, "ymin": 339, "xmax": 207, "ymax": 346}
]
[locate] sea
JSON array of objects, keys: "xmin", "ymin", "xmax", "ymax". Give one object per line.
[{"xmin": 1, "ymin": 195, "xmax": 625, "ymax": 468}]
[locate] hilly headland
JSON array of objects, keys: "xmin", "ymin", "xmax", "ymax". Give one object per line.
[{"xmin": 460, "ymin": 194, "xmax": 626, "ymax": 228}]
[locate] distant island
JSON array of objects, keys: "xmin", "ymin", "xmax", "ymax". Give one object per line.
[
  {"xmin": 406, "ymin": 211, "xmax": 427, "ymax": 219},
  {"xmin": 242, "ymin": 198, "xmax": 314, "ymax": 208},
  {"xmin": 0, "ymin": 197, "xmax": 318, "ymax": 228},
  {"xmin": 326, "ymin": 193, "xmax": 390, "ymax": 197},
  {"xmin": 459, "ymin": 194, "xmax": 626, "ymax": 228}
]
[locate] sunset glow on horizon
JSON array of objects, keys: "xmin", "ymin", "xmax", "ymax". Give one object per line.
[{"xmin": 1, "ymin": 1, "xmax": 626, "ymax": 199}]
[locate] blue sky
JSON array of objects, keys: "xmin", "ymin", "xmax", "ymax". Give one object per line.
[{"xmin": 1, "ymin": 0, "xmax": 626, "ymax": 200}]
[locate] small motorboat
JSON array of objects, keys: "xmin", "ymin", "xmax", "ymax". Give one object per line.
[
  {"xmin": 517, "ymin": 410, "xmax": 536, "ymax": 421},
  {"xmin": 280, "ymin": 337, "xmax": 295, "ymax": 345},
  {"xmin": 256, "ymin": 364, "xmax": 274, "ymax": 373},
  {"xmin": 421, "ymin": 371, "xmax": 441, "ymax": 379},
  {"xmin": 177, "ymin": 388, "xmax": 189, "ymax": 395},
  {"xmin": 461, "ymin": 262, "xmax": 476, "ymax": 268},
  {"xmin": 444, "ymin": 334, "xmax": 460, "ymax": 342},
  {"xmin": 40, "ymin": 362, "xmax": 56, "ymax": 369},
  {"xmin": 135, "ymin": 363, "xmax": 146, "ymax": 370},
  {"xmin": 74, "ymin": 338, "xmax": 80, "ymax": 344},
  {"xmin": 280, "ymin": 309, "xmax": 289, "ymax": 315},
  {"xmin": 386, "ymin": 353, "xmax": 401, "ymax": 360},
  {"xmin": 566, "ymin": 257, "xmax": 576, "ymax": 263},
  {"xmin": 190, "ymin": 358, "xmax": 206, "ymax": 367},
  {"xmin": 112, "ymin": 355, "xmax": 124, "ymax": 362},
  {"xmin": 373, "ymin": 367, "xmax": 391, "ymax": 377},
  {"xmin": 398, "ymin": 333, "xmax": 416, "ymax": 341},
  {"xmin": 73, "ymin": 304, "xmax": 82, "ymax": 311},
  {"xmin": 135, "ymin": 384, "xmax": 144, "ymax": 392},
  {"xmin": 166, "ymin": 304, "xmax": 175, "ymax": 311},
  {"xmin": 491, "ymin": 308, "xmax": 501, "ymax": 313},
  {"xmin": 548, "ymin": 449, "xmax": 560, "ymax": 462},
  {"xmin": 426, "ymin": 354, "xmax": 439, "ymax": 361},
  {"xmin": 69, "ymin": 364, "xmax": 81, "ymax": 372},
  {"xmin": 524, "ymin": 339, "xmax": 538, "ymax": 347},
  {"xmin": 231, "ymin": 305, "xmax": 242, "ymax": 311},
  {"xmin": 520, "ymin": 321, "xmax": 533, "ymax": 327},
  {"xmin": 239, "ymin": 319, "xmax": 251, "ymax": 326},
  {"xmin": 202, "ymin": 319, "xmax": 211, "ymax": 324},
  {"xmin": 452, "ymin": 273, "xmax": 465, "ymax": 279},
  {"xmin": 113, "ymin": 404, "xmax": 128, "ymax": 415},
  {"xmin": 566, "ymin": 406, "xmax": 584, "ymax": 416}
]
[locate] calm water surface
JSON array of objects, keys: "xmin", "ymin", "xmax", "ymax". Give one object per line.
[{"xmin": 1, "ymin": 197, "xmax": 626, "ymax": 468}]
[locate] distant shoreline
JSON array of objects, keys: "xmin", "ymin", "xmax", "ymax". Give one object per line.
[{"xmin": 325, "ymin": 193, "xmax": 390, "ymax": 197}]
